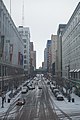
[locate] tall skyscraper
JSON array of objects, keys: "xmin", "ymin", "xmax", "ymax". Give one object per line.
[{"xmin": 46, "ymin": 40, "xmax": 52, "ymax": 73}]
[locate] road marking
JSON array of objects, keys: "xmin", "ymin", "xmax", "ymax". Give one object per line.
[
  {"xmin": 19, "ymin": 106, "xmax": 23, "ymax": 113},
  {"xmin": 18, "ymin": 106, "xmax": 24, "ymax": 120},
  {"xmin": 36, "ymin": 101, "xmax": 40, "ymax": 117}
]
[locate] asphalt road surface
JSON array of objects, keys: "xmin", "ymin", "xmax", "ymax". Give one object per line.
[
  {"xmin": 4, "ymin": 77, "xmax": 80, "ymax": 120},
  {"xmin": 15, "ymin": 80, "xmax": 57, "ymax": 120}
]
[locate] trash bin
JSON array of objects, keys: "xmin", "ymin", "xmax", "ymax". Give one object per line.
[
  {"xmin": 68, "ymin": 98, "xmax": 71, "ymax": 102},
  {"xmin": 72, "ymin": 98, "xmax": 74, "ymax": 102},
  {"xmin": 8, "ymin": 98, "xmax": 10, "ymax": 103}
]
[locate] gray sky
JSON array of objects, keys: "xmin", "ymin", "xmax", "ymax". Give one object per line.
[{"xmin": 3, "ymin": 0, "xmax": 80, "ymax": 68}]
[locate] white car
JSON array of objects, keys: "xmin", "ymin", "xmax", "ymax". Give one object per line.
[
  {"xmin": 50, "ymin": 85, "xmax": 56, "ymax": 90},
  {"xmin": 21, "ymin": 87, "xmax": 28, "ymax": 94},
  {"xmin": 57, "ymin": 94, "xmax": 64, "ymax": 101},
  {"xmin": 53, "ymin": 89, "xmax": 59, "ymax": 94}
]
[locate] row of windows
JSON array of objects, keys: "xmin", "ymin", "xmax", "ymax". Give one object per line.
[
  {"xmin": 63, "ymin": 46, "xmax": 80, "ymax": 61},
  {"xmin": 63, "ymin": 24, "xmax": 80, "ymax": 52},
  {"xmin": 70, "ymin": 72, "xmax": 80, "ymax": 79},
  {"xmin": 63, "ymin": 9, "xmax": 80, "ymax": 40},
  {"xmin": 62, "ymin": 70, "xmax": 80, "ymax": 80},
  {"xmin": 19, "ymin": 31, "xmax": 29, "ymax": 35},
  {"xmin": 63, "ymin": 58, "xmax": 80, "ymax": 70}
]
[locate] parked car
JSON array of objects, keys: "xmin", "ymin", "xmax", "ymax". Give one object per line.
[
  {"xmin": 57, "ymin": 94, "xmax": 64, "ymax": 101},
  {"xmin": 50, "ymin": 85, "xmax": 56, "ymax": 91},
  {"xmin": 27, "ymin": 85, "xmax": 35, "ymax": 90},
  {"xmin": 38, "ymin": 86, "xmax": 42, "ymax": 89},
  {"xmin": 55, "ymin": 91, "xmax": 60, "ymax": 97},
  {"xmin": 47, "ymin": 81, "xmax": 50, "ymax": 85},
  {"xmin": 21, "ymin": 86, "xmax": 28, "ymax": 94},
  {"xmin": 53, "ymin": 89, "xmax": 59, "ymax": 95},
  {"xmin": 16, "ymin": 98, "xmax": 26, "ymax": 106}
]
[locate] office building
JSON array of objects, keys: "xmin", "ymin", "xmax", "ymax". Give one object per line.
[
  {"xmin": 18, "ymin": 26, "xmax": 30, "ymax": 75},
  {"xmin": 0, "ymin": 0, "xmax": 24, "ymax": 74},
  {"xmin": 46, "ymin": 40, "xmax": 52, "ymax": 73},
  {"xmin": 51, "ymin": 34, "xmax": 57, "ymax": 75},
  {"xmin": 57, "ymin": 24, "xmax": 66, "ymax": 78},
  {"xmin": 62, "ymin": 2, "xmax": 80, "ymax": 80},
  {"xmin": 44, "ymin": 48, "xmax": 47, "ymax": 70}
]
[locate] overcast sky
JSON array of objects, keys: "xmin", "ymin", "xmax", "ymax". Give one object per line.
[{"xmin": 3, "ymin": 0, "xmax": 80, "ymax": 68}]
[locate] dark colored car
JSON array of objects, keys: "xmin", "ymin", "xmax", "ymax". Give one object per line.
[
  {"xmin": 38, "ymin": 86, "xmax": 42, "ymax": 89},
  {"xmin": 16, "ymin": 98, "xmax": 26, "ymax": 106},
  {"xmin": 27, "ymin": 85, "xmax": 35, "ymax": 90}
]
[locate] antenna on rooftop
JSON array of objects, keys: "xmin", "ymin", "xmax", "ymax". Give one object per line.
[
  {"xmin": 10, "ymin": 0, "xmax": 11, "ymax": 15},
  {"xmin": 22, "ymin": 0, "xmax": 24, "ymax": 26}
]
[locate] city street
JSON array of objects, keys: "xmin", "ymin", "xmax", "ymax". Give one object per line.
[
  {"xmin": 15, "ymin": 79, "xmax": 57, "ymax": 120},
  {"xmin": 1, "ymin": 76, "xmax": 80, "ymax": 120},
  {"xmin": 1, "ymin": 0, "xmax": 80, "ymax": 120}
]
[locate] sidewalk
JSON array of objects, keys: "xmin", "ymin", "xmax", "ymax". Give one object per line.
[
  {"xmin": 0, "ymin": 88, "xmax": 21, "ymax": 118},
  {"xmin": 53, "ymin": 92, "xmax": 80, "ymax": 114}
]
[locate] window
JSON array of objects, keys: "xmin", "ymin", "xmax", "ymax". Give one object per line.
[
  {"xmin": 24, "ymin": 65, "xmax": 27, "ymax": 69},
  {"xmin": 23, "ymin": 39, "xmax": 26, "ymax": 43},
  {"xmin": 24, "ymin": 55, "xmax": 26, "ymax": 59},
  {"xmin": 24, "ymin": 60, "xmax": 27, "ymax": 64},
  {"xmin": 20, "ymin": 31, "xmax": 23, "ymax": 34},
  {"xmin": 24, "ymin": 45, "xmax": 26, "ymax": 48},
  {"xmin": 24, "ymin": 50, "xmax": 26, "ymax": 53}
]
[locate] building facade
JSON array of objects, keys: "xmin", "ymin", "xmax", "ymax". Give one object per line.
[
  {"xmin": 30, "ymin": 42, "xmax": 33, "ymax": 51},
  {"xmin": 30, "ymin": 42, "xmax": 36, "ymax": 73},
  {"xmin": 57, "ymin": 24, "xmax": 66, "ymax": 78},
  {"xmin": 51, "ymin": 34, "xmax": 57, "ymax": 75},
  {"xmin": 0, "ymin": 0, "xmax": 24, "ymax": 67},
  {"xmin": 30, "ymin": 51, "xmax": 36, "ymax": 70},
  {"xmin": 0, "ymin": 0, "xmax": 24, "ymax": 91},
  {"xmin": 44, "ymin": 48, "xmax": 47, "ymax": 70},
  {"xmin": 46, "ymin": 40, "xmax": 52, "ymax": 73},
  {"xmin": 62, "ymin": 2, "xmax": 80, "ymax": 81},
  {"xmin": 18, "ymin": 26, "xmax": 30, "ymax": 75}
]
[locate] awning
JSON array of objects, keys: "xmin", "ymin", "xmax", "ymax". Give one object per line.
[
  {"xmin": 69, "ymin": 69, "xmax": 74, "ymax": 72},
  {"xmin": 77, "ymin": 69, "xmax": 80, "ymax": 72},
  {"xmin": 74, "ymin": 69, "xmax": 77, "ymax": 72}
]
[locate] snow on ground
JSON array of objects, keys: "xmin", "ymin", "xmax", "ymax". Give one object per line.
[
  {"xmin": 47, "ymin": 82, "xmax": 80, "ymax": 118},
  {"xmin": 0, "ymin": 79, "xmax": 80, "ymax": 119},
  {"xmin": 50, "ymin": 91, "xmax": 80, "ymax": 116},
  {"xmin": 0, "ymin": 88, "xmax": 22, "ymax": 118}
]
